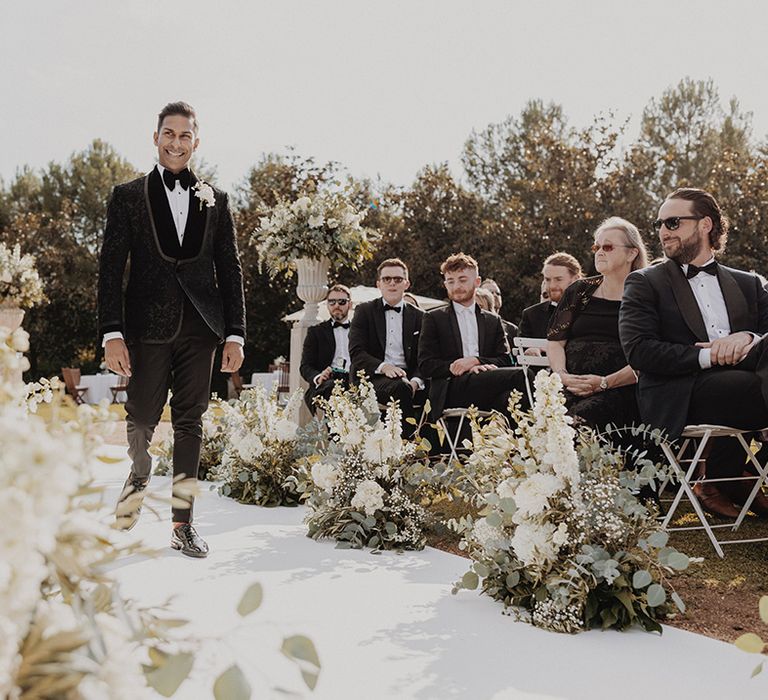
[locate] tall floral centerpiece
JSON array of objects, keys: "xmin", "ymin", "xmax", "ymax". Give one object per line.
[
  {"xmin": 0, "ymin": 242, "xmax": 45, "ymax": 331},
  {"xmin": 253, "ymin": 190, "xmax": 377, "ymax": 424},
  {"xmin": 452, "ymin": 372, "xmax": 690, "ymax": 634}
]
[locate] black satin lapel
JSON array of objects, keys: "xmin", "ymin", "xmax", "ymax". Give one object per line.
[
  {"xmin": 374, "ymin": 302, "xmax": 386, "ymax": 351},
  {"xmin": 448, "ymin": 306, "xmax": 463, "ymax": 356},
  {"xmin": 476, "ymin": 306, "xmax": 487, "ymax": 352},
  {"xmin": 147, "ymin": 168, "xmax": 182, "ymax": 258},
  {"xmin": 324, "ymin": 320, "xmax": 337, "ymax": 364},
  {"xmin": 718, "ymin": 267, "xmax": 750, "ymax": 332},
  {"xmin": 664, "ymin": 260, "xmax": 708, "ymax": 342},
  {"xmin": 403, "ymin": 305, "xmax": 416, "ymax": 353}
]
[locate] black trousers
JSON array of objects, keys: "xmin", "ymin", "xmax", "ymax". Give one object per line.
[
  {"xmin": 445, "ymin": 367, "xmax": 529, "ymax": 417},
  {"xmin": 125, "ymin": 298, "xmax": 218, "ymax": 522},
  {"xmin": 305, "ymin": 374, "xmax": 350, "ymax": 414},
  {"xmin": 370, "ymin": 375, "xmax": 426, "ymax": 437},
  {"xmin": 687, "ymin": 339, "xmax": 768, "ymax": 479}
]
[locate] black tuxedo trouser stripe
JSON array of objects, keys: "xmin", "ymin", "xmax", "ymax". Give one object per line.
[{"xmin": 125, "ymin": 298, "xmax": 218, "ymax": 522}]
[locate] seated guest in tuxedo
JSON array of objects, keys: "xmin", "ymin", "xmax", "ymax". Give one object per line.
[
  {"xmin": 520, "ymin": 252, "xmax": 582, "ymax": 341},
  {"xmin": 620, "ymin": 188, "xmax": 768, "ymax": 518},
  {"xmin": 419, "ymin": 253, "xmax": 526, "ymax": 420},
  {"xmin": 349, "ymin": 258, "xmax": 425, "ymax": 428},
  {"xmin": 300, "ymin": 284, "xmax": 353, "ymax": 413},
  {"xmin": 548, "ymin": 218, "xmax": 647, "ymax": 429}
]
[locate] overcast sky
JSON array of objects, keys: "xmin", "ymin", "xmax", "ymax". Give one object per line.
[{"xmin": 2, "ymin": 0, "xmax": 767, "ymax": 192}]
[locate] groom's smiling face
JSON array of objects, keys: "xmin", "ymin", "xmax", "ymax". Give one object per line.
[{"xmin": 153, "ymin": 114, "xmax": 199, "ymax": 173}]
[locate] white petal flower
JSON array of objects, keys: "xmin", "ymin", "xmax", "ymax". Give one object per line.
[{"xmin": 350, "ymin": 479, "xmax": 385, "ymax": 516}]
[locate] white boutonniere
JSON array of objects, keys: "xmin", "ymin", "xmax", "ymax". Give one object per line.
[{"xmin": 193, "ymin": 180, "xmax": 216, "ymax": 210}]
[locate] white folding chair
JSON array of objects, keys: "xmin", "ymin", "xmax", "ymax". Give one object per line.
[
  {"xmin": 512, "ymin": 337, "xmax": 550, "ymax": 406},
  {"xmin": 660, "ymin": 424, "xmax": 768, "ymax": 558},
  {"xmin": 437, "ymin": 407, "xmax": 495, "ymax": 464}
]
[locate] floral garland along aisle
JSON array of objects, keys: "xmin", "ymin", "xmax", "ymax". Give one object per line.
[
  {"xmin": 305, "ymin": 377, "xmax": 433, "ymax": 550},
  {"xmin": 452, "ymin": 371, "xmax": 690, "ymax": 634}
]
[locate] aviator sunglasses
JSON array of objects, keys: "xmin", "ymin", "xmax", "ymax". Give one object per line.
[
  {"xmin": 652, "ymin": 216, "xmax": 702, "ymax": 232},
  {"xmin": 327, "ymin": 298, "xmax": 349, "ymax": 306}
]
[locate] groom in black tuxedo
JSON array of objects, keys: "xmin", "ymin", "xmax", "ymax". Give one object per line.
[
  {"xmin": 98, "ymin": 101, "xmax": 245, "ymax": 556},
  {"xmin": 619, "ymin": 187, "xmax": 768, "ymax": 518}
]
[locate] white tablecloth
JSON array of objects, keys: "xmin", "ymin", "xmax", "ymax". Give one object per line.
[
  {"xmin": 79, "ymin": 373, "xmax": 126, "ymax": 404},
  {"xmin": 250, "ymin": 372, "xmax": 279, "ymax": 392}
]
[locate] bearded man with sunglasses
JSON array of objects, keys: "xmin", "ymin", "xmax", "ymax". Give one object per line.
[
  {"xmin": 619, "ymin": 188, "xmax": 768, "ymax": 518},
  {"xmin": 349, "ymin": 258, "xmax": 425, "ymax": 430},
  {"xmin": 300, "ymin": 284, "xmax": 353, "ymax": 413}
]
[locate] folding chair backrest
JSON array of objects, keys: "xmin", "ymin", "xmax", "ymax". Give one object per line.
[
  {"xmin": 61, "ymin": 367, "xmax": 80, "ymax": 397},
  {"xmin": 512, "ymin": 337, "xmax": 551, "ymax": 405}
]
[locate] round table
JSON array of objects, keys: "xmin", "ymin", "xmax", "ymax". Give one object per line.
[{"xmin": 79, "ymin": 373, "xmax": 126, "ymax": 404}]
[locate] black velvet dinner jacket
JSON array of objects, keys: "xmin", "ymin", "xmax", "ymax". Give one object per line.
[
  {"xmin": 97, "ymin": 168, "xmax": 245, "ymax": 344},
  {"xmin": 619, "ymin": 258, "xmax": 768, "ymax": 438}
]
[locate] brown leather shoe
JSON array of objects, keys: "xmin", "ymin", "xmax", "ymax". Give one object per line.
[
  {"xmin": 693, "ymin": 483, "xmax": 741, "ymax": 519},
  {"xmin": 720, "ymin": 472, "xmax": 768, "ymax": 517}
]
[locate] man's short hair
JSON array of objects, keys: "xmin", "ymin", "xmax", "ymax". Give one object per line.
[
  {"xmin": 157, "ymin": 101, "xmax": 199, "ymax": 134},
  {"xmin": 474, "ymin": 287, "xmax": 495, "ymax": 312},
  {"xmin": 667, "ymin": 187, "xmax": 729, "ymax": 253},
  {"xmin": 376, "ymin": 258, "xmax": 409, "ymax": 278},
  {"xmin": 325, "ymin": 284, "xmax": 351, "ymax": 300},
  {"xmin": 542, "ymin": 252, "xmax": 582, "ymax": 277},
  {"xmin": 440, "ymin": 252, "xmax": 479, "ymax": 276},
  {"xmin": 480, "ymin": 278, "xmax": 500, "ymax": 290}
]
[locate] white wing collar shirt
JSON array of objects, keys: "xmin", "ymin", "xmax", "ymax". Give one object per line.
[{"xmin": 452, "ymin": 301, "xmax": 480, "ymax": 358}]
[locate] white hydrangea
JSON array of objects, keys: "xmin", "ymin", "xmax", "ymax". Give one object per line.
[
  {"xmin": 510, "ymin": 521, "xmax": 559, "ymax": 568},
  {"xmin": 273, "ymin": 417, "xmax": 298, "ymax": 442},
  {"xmin": 350, "ymin": 479, "xmax": 385, "ymax": 516},
  {"xmin": 511, "ymin": 472, "xmax": 564, "ymax": 521},
  {"xmin": 472, "ymin": 518, "xmax": 509, "ymax": 554},
  {"xmin": 311, "ymin": 462, "xmax": 339, "ymax": 494}
]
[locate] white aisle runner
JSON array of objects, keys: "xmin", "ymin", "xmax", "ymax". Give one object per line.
[{"xmin": 96, "ymin": 447, "xmax": 759, "ymax": 700}]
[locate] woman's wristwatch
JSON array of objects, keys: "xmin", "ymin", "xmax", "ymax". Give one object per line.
[{"xmin": 599, "ymin": 376, "xmax": 608, "ymax": 391}]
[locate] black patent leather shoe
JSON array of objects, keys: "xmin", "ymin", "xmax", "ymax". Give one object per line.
[
  {"xmin": 171, "ymin": 523, "xmax": 209, "ymax": 558},
  {"xmin": 115, "ymin": 476, "xmax": 148, "ymax": 531}
]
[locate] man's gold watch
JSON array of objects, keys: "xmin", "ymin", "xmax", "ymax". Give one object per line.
[{"xmin": 599, "ymin": 376, "xmax": 608, "ymax": 391}]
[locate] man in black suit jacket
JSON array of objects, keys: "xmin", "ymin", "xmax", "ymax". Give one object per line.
[
  {"xmin": 300, "ymin": 284, "xmax": 353, "ymax": 412},
  {"xmin": 349, "ymin": 258, "xmax": 425, "ymax": 430},
  {"xmin": 519, "ymin": 252, "xmax": 582, "ymax": 339},
  {"xmin": 419, "ymin": 253, "xmax": 526, "ymax": 420},
  {"xmin": 619, "ymin": 187, "xmax": 768, "ymax": 518},
  {"xmin": 98, "ymin": 102, "xmax": 245, "ymax": 556}
]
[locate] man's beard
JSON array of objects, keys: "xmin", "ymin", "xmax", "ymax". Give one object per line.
[{"xmin": 666, "ymin": 234, "xmax": 704, "ymax": 265}]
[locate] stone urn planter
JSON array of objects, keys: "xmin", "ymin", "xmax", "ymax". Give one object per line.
[
  {"xmin": 294, "ymin": 257, "xmax": 330, "ymax": 326},
  {"xmin": 0, "ymin": 306, "xmax": 25, "ymax": 332}
]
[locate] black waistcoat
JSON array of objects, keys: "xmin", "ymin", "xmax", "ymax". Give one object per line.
[{"xmin": 147, "ymin": 167, "xmax": 207, "ymax": 260}]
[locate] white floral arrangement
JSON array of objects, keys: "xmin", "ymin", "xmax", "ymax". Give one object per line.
[
  {"xmin": 252, "ymin": 190, "xmax": 377, "ymax": 276},
  {"xmin": 306, "ymin": 377, "xmax": 429, "ymax": 550},
  {"xmin": 153, "ymin": 400, "xmax": 233, "ymax": 481},
  {"xmin": 211, "ymin": 385, "xmax": 309, "ymax": 507},
  {"xmin": 193, "ymin": 180, "xmax": 215, "ymax": 209},
  {"xmin": 451, "ymin": 371, "xmax": 689, "ymax": 634},
  {"xmin": 0, "ymin": 242, "xmax": 45, "ymax": 309}
]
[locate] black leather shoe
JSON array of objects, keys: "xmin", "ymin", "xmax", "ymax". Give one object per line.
[
  {"xmin": 115, "ymin": 476, "xmax": 148, "ymax": 531},
  {"xmin": 171, "ymin": 523, "xmax": 209, "ymax": 558}
]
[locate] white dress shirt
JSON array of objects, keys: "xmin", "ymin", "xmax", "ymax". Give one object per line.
[
  {"xmin": 682, "ymin": 258, "xmax": 751, "ymax": 369},
  {"xmin": 157, "ymin": 164, "xmax": 190, "ymax": 246},
  {"xmin": 452, "ymin": 301, "xmax": 480, "ymax": 357},
  {"xmin": 375, "ymin": 299, "xmax": 424, "ymax": 390},
  {"xmin": 314, "ymin": 323, "xmax": 350, "ymax": 386},
  {"xmin": 102, "ymin": 165, "xmax": 243, "ymax": 347}
]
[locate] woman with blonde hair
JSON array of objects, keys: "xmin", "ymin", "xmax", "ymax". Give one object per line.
[{"xmin": 547, "ymin": 217, "xmax": 648, "ymax": 427}]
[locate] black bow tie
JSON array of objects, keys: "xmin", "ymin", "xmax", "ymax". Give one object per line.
[
  {"xmin": 332, "ymin": 321, "xmax": 350, "ymax": 329},
  {"xmin": 685, "ymin": 261, "xmax": 718, "ymax": 279},
  {"xmin": 162, "ymin": 168, "xmax": 191, "ymax": 191},
  {"xmin": 383, "ymin": 304, "xmax": 401, "ymax": 313}
]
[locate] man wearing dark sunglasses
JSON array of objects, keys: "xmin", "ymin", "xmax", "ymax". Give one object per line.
[
  {"xmin": 349, "ymin": 258, "xmax": 426, "ymax": 432},
  {"xmin": 620, "ymin": 188, "xmax": 768, "ymax": 518},
  {"xmin": 300, "ymin": 284, "xmax": 353, "ymax": 413}
]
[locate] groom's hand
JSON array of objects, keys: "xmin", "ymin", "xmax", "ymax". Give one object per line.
[
  {"xmin": 104, "ymin": 338, "xmax": 132, "ymax": 377},
  {"xmin": 221, "ymin": 341, "xmax": 244, "ymax": 373}
]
